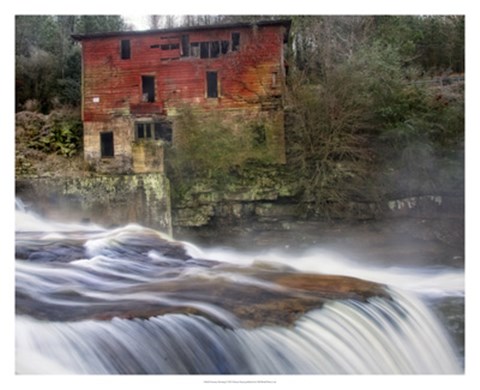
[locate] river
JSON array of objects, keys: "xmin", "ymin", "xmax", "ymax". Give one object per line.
[{"xmin": 15, "ymin": 200, "xmax": 464, "ymax": 374}]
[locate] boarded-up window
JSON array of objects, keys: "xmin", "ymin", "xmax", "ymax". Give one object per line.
[
  {"xmin": 181, "ymin": 35, "xmax": 190, "ymax": 57},
  {"xmin": 100, "ymin": 132, "xmax": 114, "ymax": 157},
  {"xmin": 121, "ymin": 40, "xmax": 131, "ymax": 59},
  {"xmin": 232, "ymin": 32, "xmax": 240, "ymax": 51},
  {"xmin": 141, "ymin": 76, "xmax": 155, "ymax": 102},
  {"xmin": 207, "ymin": 71, "xmax": 218, "ymax": 98}
]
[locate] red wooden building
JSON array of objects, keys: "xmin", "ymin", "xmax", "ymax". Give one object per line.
[{"xmin": 73, "ymin": 19, "xmax": 291, "ymax": 173}]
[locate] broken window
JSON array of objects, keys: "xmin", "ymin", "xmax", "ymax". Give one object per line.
[
  {"xmin": 190, "ymin": 42, "xmax": 200, "ymax": 57},
  {"xmin": 210, "ymin": 41, "xmax": 220, "ymax": 58},
  {"xmin": 100, "ymin": 132, "xmax": 114, "ymax": 157},
  {"xmin": 154, "ymin": 122, "xmax": 172, "ymax": 142},
  {"xmin": 137, "ymin": 123, "xmax": 145, "ymax": 139},
  {"xmin": 221, "ymin": 40, "xmax": 229, "ymax": 54},
  {"xmin": 136, "ymin": 123, "xmax": 152, "ymax": 139},
  {"xmin": 232, "ymin": 32, "xmax": 240, "ymax": 51},
  {"xmin": 181, "ymin": 35, "xmax": 190, "ymax": 57},
  {"xmin": 141, "ymin": 76, "xmax": 155, "ymax": 103},
  {"xmin": 136, "ymin": 122, "xmax": 172, "ymax": 143},
  {"xmin": 206, "ymin": 71, "xmax": 218, "ymax": 98},
  {"xmin": 190, "ymin": 40, "xmax": 233, "ymax": 59},
  {"xmin": 200, "ymin": 42, "xmax": 209, "ymax": 59},
  {"xmin": 121, "ymin": 40, "xmax": 131, "ymax": 59},
  {"xmin": 161, "ymin": 43, "xmax": 179, "ymax": 50}
]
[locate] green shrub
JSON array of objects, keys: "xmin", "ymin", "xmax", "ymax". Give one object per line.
[
  {"xmin": 166, "ymin": 105, "xmax": 274, "ymax": 184},
  {"xmin": 17, "ymin": 109, "xmax": 83, "ymax": 157}
]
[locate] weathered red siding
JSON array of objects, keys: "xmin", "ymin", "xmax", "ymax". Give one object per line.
[
  {"xmin": 75, "ymin": 21, "xmax": 289, "ymax": 171},
  {"xmin": 80, "ymin": 23, "xmax": 287, "ymax": 121}
]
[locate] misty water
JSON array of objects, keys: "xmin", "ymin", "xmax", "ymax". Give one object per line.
[{"xmin": 15, "ymin": 200, "xmax": 464, "ymax": 374}]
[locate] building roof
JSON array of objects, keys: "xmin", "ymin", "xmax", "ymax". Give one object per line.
[{"xmin": 72, "ymin": 19, "xmax": 291, "ymax": 42}]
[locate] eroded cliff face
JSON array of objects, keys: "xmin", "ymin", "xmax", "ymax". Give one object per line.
[
  {"xmin": 170, "ymin": 166, "xmax": 463, "ymax": 226},
  {"xmin": 15, "ymin": 162, "xmax": 464, "ymax": 269},
  {"xmin": 167, "ymin": 167, "xmax": 464, "ymax": 269},
  {"xmin": 16, "ymin": 173, "xmax": 172, "ymax": 235}
]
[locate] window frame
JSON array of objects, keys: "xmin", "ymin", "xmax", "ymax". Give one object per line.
[
  {"xmin": 206, "ymin": 71, "xmax": 219, "ymax": 98},
  {"xmin": 232, "ymin": 32, "xmax": 240, "ymax": 51},
  {"xmin": 181, "ymin": 34, "xmax": 190, "ymax": 57},
  {"xmin": 200, "ymin": 42, "xmax": 209, "ymax": 59},
  {"xmin": 141, "ymin": 75, "xmax": 156, "ymax": 103},
  {"xmin": 120, "ymin": 39, "xmax": 131, "ymax": 60},
  {"xmin": 135, "ymin": 121, "xmax": 172, "ymax": 143},
  {"xmin": 100, "ymin": 131, "xmax": 114, "ymax": 158}
]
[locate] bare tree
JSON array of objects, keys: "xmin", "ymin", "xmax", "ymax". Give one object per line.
[
  {"xmin": 148, "ymin": 15, "xmax": 160, "ymax": 30},
  {"xmin": 148, "ymin": 15, "xmax": 178, "ymax": 29}
]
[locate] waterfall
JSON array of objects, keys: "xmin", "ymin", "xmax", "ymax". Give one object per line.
[
  {"xmin": 15, "ymin": 289, "xmax": 461, "ymax": 375},
  {"xmin": 14, "ymin": 204, "xmax": 464, "ymax": 375}
]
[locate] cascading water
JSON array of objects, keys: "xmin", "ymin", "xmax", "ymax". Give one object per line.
[{"xmin": 15, "ymin": 201, "xmax": 464, "ymax": 375}]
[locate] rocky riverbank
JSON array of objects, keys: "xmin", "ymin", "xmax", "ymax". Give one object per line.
[
  {"xmin": 16, "ymin": 173, "xmax": 172, "ymax": 235},
  {"xmin": 16, "ymin": 163, "xmax": 464, "ymax": 269}
]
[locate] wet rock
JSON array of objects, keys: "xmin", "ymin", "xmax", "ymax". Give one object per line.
[
  {"xmin": 17, "ymin": 262, "xmax": 389, "ymax": 329},
  {"xmin": 16, "ymin": 241, "xmax": 87, "ymax": 263}
]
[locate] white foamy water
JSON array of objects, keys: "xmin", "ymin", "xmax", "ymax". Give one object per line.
[
  {"xmin": 201, "ymin": 247, "xmax": 465, "ymax": 298},
  {"xmin": 15, "ymin": 289, "xmax": 461, "ymax": 374},
  {"xmin": 14, "ymin": 204, "xmax": 464, "ymax": 374}
]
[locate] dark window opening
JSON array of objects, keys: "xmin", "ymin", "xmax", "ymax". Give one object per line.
[
  {"xmin": 141, "ymin": 76, "xmax": 155, "ymax": 103},
  {"xmin": 137, "ymin": 123, "xmax": 145, "ymax": 139},
  {"xmin": 100, "ymin": 132, "xmax": 114, "ymax": 157},
  {"xmin": 121, "ymin": 40, "xmax": 131, "ymax": 59},
  {"xmin": 192, "ymin": 40, "xmax": 233, "ymax": 59},
  {"xmin": 207, "ymin": 71, "xmax": 218, "ymax": 98},
  {"xmin": 150, "ymin": 44, "xmax": 160, "ymax": 49},
  {"xmin": 136, "ymin": 122, "xmax": 172, "ymax": 143},
  {"xmin": 161, "ymin": 43, "xmax": 179, "ymax": 50},
  {"xmin": 154, "ymin": 122, "xmax": 173, "ymax": 142},
  {"xmin": 210, "ymin": 41, "xmax": 220, "ymax": 58},
  {"xmin": 232, "ymin": 32, "xmax": 240, "ymax": 51},
  {"xmin": 221, "ymin": 40, "xmax": 229, "ymax": 54},
  {"xmin": 181, "ymin": 35, "xmax": 190, "ymax": 57},
  {"xmin": 200, "ymin": 42, "xmax": 209, "ymax": 58}
]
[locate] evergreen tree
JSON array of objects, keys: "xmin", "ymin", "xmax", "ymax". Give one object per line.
[{"xmin": 15, "ymin": 15, "xmax": 128, "ymax": 112}]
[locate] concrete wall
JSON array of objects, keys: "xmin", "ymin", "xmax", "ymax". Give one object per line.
[{"xmin": 83, "ymin": 117, "xmax": 134, "ymax": 173}]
